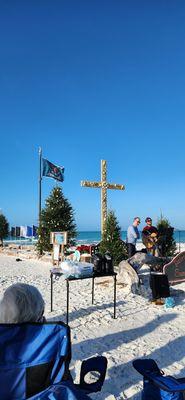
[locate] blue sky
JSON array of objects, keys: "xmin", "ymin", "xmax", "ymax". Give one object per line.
[{"xmin": 0, "ymin": 1, "xmax": 185, "ymax": 231}]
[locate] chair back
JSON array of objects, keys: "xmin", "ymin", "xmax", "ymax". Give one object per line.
[{"xmin": 0, "ymin": 322, "xmax": 71, "ymax": 400}]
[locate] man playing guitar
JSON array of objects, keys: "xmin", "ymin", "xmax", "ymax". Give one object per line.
[{"xmin": 142, "ymin": 217, "xmax": 159, "ymax": 256}]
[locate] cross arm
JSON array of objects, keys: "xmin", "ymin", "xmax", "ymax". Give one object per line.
[
  {"xmin": 107, "ymin": 183, "xmax": 125, "ymax": 190},
  {"xmin": 81, "ymin": 180, "xmax": 102, "ymax": 188}
]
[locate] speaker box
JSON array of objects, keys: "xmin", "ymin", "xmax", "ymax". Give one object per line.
[
  {"xmin": 150, "ymin": 273, "xmax": 170, "ymax": 299},
  {"xmin": 92, "ymin": 253, "xmax": 104, "ymax": 275}
]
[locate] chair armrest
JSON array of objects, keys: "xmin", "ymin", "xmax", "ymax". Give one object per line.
[{"xmin": 77, "ymin": 356, "xmax": 107, "ymax": 393}]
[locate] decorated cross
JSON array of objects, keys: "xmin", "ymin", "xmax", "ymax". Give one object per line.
[{"xmin": 81, "ymin": 160, "xmax": 125, "ymax": 236}]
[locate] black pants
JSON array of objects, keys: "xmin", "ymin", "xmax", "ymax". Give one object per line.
[{"xmin": 127, "ymin": 243, "xmax": 136, "ymax": 258}]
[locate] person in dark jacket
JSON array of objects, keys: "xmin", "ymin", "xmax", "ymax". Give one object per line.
[{"xmin": 142, "ymin": 217, "xmax": 158, "ymax": 256}]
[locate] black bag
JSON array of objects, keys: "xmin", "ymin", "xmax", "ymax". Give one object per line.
[
  {"xmin": 92, "ymin": 253, "xmax": 104, "ymax": 275},
  {"xmin": 104, "ymin": 252, "xmax": 113, "ymax": 274}
]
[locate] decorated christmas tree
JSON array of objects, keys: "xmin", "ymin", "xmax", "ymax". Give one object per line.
[
  {"xmin": 0, "ymin": 213, "xmax": 9, "ymax": 246},
  {"xmin": 99, "ymin": 210, "xmax": 127, "ymax": 265},
  {"xmin": 37, "ymin": 186, "xmax": 77, "ymax": 253}
]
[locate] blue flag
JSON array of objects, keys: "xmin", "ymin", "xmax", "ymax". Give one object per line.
[
  {"xmin": 32, "ymin": 225, "xmax": 38, "ymax": 237},
  {"xmin": 42, "ymin": 158, "xmax": 64, "ymax": 182}
]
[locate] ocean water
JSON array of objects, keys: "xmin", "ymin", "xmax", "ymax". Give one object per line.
[
  {"xmin": 4, "ymin": 230, "xmax": 185, "ymax": 246},
  {"xmin": 77, "ymin": 230, "xmax": 185, "ymax": 244}
]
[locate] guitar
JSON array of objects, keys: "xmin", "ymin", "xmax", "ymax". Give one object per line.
[{"xmin": 142, "ymin": 232, "xmax": 158, "ymax": 250}]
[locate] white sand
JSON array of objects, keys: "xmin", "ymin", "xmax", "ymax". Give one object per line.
[{"xmin": 1, "ymin": 252, "xmax": 185, "ymax": 399}]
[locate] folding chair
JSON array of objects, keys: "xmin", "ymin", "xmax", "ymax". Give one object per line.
[
  {"xmin": 133, "ymin": 358, "xmax": 185, "ymax": 400},
  {"xmin": 0, "ymin": 322, "xmax": 107, "ymax": 399}
]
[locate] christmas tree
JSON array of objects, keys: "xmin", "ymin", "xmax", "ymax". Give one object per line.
[
  {"xmin": 37, "ymin": 186, "xmax": 77, "ymax": 253},
  {"xmin": 0, "ymin": 213, "xmax": 9, "ymax": 246},
  {"xmin": 99, "ymin": 210, "xmax": 127, "ymax": 265},
  {"xmin": 157, "ymin": 216, "xmax": 176, "ymax": 257}
]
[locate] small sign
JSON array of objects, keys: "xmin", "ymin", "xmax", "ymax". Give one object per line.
[
  {"xmin": 50, "ymin": 231, "xmax": 68, "ymax": 245},
  {"xmin": 163, "ymin": 251, "xmax": 185, "ymax": 284},
  {"xmin": 55, "ymin": 233, "xmax": 65, "ymax": 245},
  {"xmin": 51, "ymin": 231, "xmax": 68, "ymax": 265}
]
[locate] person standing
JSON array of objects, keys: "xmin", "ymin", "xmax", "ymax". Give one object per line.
[
  {"xmin": 126, "ymin": 217, "xmax": 141, "ymax": 258},
  {"xmin": 142, "ymin": 217, "xmax": 158, "ymax": 256},
  {"xmin": 142, "ymin": 217, "xmax": 158, "ymax": 236}
]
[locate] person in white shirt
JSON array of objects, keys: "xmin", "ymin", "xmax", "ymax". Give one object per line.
[{"xmin": 126, "ymin": 217, "xmax": 141, "ymax": 258}]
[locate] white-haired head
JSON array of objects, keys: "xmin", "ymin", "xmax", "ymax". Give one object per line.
[{"xmin": 0, "ymin": 283, "xmax": 45, "ymax": 323}]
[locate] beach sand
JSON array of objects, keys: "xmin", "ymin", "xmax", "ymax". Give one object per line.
[{"xmin": 1, "ymin": 250, "xmax": 185, "ymax": 399}]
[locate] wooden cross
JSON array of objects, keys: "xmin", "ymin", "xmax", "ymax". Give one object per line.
[{"xmin": 81, "ymin": 160, "xmax": 125, "ymax": 236}]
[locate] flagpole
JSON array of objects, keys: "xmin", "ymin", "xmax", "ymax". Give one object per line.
[{"xmin": 39, "ymin": 147, "xmax": 42, "ymax": 229}]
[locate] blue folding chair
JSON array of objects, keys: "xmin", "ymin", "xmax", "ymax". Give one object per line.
[
  {"xmin": 133, "ymin": 358, "xmax": 185, "ymax": 400},
  {"xmin": 0, "ymin": 322, "xmax": 107, "ymax": 399}
]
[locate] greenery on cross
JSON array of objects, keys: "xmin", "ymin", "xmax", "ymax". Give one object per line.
[
  {"xmin": 99, "ymin": 210, "xmax": 127, "ymax": 265},
  {"xmin": 157, "ymin": 216, "xmax": 176, "ymax": 257},
  {"xmin": 37, "ymin": 186, "xmax": 77, "ymax": 253},
  {"xmin": 0, "ymin": 213, "xmax": 9, "ymax": 246}
]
